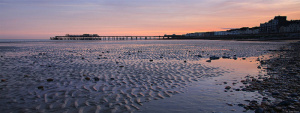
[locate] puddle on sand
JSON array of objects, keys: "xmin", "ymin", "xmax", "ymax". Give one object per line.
[{"xmin": 138, "ymin": 57, "xmax": 273, "ymax": 113}]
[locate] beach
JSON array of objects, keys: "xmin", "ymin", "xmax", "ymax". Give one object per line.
[
  {"xmin": 239, "ymin": 41, "xmax": 300, "ymax": 112},
  {"xmin": 0, "ymin": 39, "xmax": 296, "ymax": 113}
]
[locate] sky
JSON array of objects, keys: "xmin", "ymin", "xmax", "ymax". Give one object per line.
[{"xmin": 0, "ymin": 0, "xmax": 300, "ymax": 39}]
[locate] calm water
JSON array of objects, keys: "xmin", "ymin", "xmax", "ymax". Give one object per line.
[{"xmin": 0, "ymin": 39, "xmax": 288, "ymax": 113}]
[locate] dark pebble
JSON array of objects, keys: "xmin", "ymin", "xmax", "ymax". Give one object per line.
[
  {"xmin": 255, "ymin": 107, "xmax": 264, "ymax": 113},
  {"xmin": 1, "ymin": 79, "xmax": 6, "ymax": 82},
  {"xmin": 85, "ymin": 77, "xmax": 90, "ymax": 80},
  {"xmin": 24, "ymin": 75, "xmax": 29, "ymax": 77},
  {"xmin": 290, "ymin": 93, "xmax": 298, "ymax": 97},
  {"xmin": 238, "ymin": 103, "xmax": 245, "ymax": 107},
  {"xmin": 272, "ymin": 92, "xmax": 280, "ymax": 96},
  {"xmin": 222, "ymin": 56, "xmax": 230, "ymax": 59},
  {"xmin": 244, "ymin": 100, "xmax": 251, "ymax": 102},
  {"xmin": 209, "ymin": 56, "xmax": 220, "ymax": 60},
  {"xmin": 110, "ymin": 78, "xmax": 115, "ymax": 80},
  {"xmin": 119, "ymin": 66, "xmax": 124, "ymax": 68},
  {"xmin": 225, "ymin": 86, "xmax": 231, "ymax": 89},
  {"xmin": 196, "ymin": 55, "xmax": 202, "ymax": 57},
  {"xmin": 47, "ymin": 78, "xmax": 54, "ymax": 82},
  {"xmin": 257, "ymin": 66, "xmax": 261, "ymax": 69},
  {"xmin": 256, "ymin": 80, "xmax": 262, "ymax": 83},
  {"xmin": 250, "ymin": 100, "xmax": 258, "ymax": 104},
  {"xmin": 94, "ymin": 77, "xmax": 100, "ymax": 81},
  {"xmin": 226, "ymin": 103, "xmax": 233, "ymax": 106},
  {"xmin": 149, "ymin": 59, "xmax": 153, "ymax": 62},
  {"xmin": 37, "ymin": 86, "xmax": 44, "ymax": 90},
  {"xmin": 262, "ymin": 97, "xmax": 268, "ymax": 101},
  {"xmin": 277, "ymin": 100, "xmax": 291, "ymax": 106},
  {"xmin": 244, "ymin": 106, "xmax": 250, "ymax": 110}
]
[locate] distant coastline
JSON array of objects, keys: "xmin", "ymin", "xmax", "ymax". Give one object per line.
[
  {"xmin": 181, "ymin": 16, "xmax": 300, "ymax": 39},
  {"xmin": 167, "ymin": 32, "xmax": 300, "ymax": 41},
  {"xmin": 50, "ymin": 16, "xmax": 299, "ymax": 41},
  {"xmin": 50, "ymin": 33, "xmax": 300, "ymax": 41}
]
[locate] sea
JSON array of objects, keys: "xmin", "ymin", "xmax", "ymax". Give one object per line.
[{"xmin": 0, "ymin": 39, "xmax": 289, "ymax": 113}]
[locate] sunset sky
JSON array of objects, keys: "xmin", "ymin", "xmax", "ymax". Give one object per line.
[{"xmin": 1, "ymin": 0, "xmax": 300, "ymax": 39}]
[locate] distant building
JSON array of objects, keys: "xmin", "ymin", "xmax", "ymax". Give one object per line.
[
  {"xmin": 226, "ymin": 29, "xmax": 240, "ymax": 35},
  {"xmin": 203, "ymin": 32, "xmax": 215, "ymax": 37},
  {"xmin": 213, "ymin": 27, "xmax": 260, "ymax": 36},
  {"xmin": 249, "ymin": 27, "xmax": 260, "ymax": 34},
  {"xmin": 185, "ymin": 15, "xmax": 298, "ymax": 37},
  {"xmin": 214, "ymin": 31, "xmax": 228, "ymax": 36},
  {"xmin": 186, "ymin": 32, "xmax": 205, "ymax": 37},
  {"xmin": 186, "ymin": 32, "xmax": 215, "ymax": 37},
  {"xmin": 260, "ymin": 16, "xmax": 288, "ymax": 33},
  {"xmin": 279, "ymin": 20, "xmax": 300, "ymax": 33}
]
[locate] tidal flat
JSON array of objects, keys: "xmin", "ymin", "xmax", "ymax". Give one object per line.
[{"xmin": 0, "ymin": 40, "xmax": 291, "ymax": 113}]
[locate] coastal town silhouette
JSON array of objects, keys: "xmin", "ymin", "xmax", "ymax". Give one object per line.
[{"xmin": 51, "ymin": 16, "xmax": 300, "ymax": 40}]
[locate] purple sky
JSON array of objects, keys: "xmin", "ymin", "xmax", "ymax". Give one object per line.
[{"xmin": 0, "ymin": 0, "xmax": 299, "ymax": 39}]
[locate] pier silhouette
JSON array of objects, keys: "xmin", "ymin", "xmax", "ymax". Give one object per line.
[{"xmin": 50, "ymin": 34, "xmax": 173, "ymax": 40}]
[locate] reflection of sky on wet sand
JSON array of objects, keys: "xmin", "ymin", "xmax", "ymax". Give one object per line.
[
  {"xmin": 139, "ymin": 57, "xmax": 268, "ymax": 113},
  {"xmin": 206, "ymin": 57, "xmax": 262, "ymax": 75}
]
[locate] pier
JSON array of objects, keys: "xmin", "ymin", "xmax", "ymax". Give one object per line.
[{"xmin": 50, "ymin": 34, "xmax": 172, "ymax": 40}]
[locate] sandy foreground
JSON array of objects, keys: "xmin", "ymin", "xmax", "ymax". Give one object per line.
[{"xmin": 0, "ymin": 40, "xmax": 297, "ymax": 113}]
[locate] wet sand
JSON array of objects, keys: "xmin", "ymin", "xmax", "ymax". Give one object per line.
[
  {"xmin": 0, "ymin": 40, "xmax": 291, "ymax": 113},
  {"xmin": 239, "ymin": 41, "xmax": 300, "ymax": 112}
]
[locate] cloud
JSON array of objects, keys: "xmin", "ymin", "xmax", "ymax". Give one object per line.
[{"xmin": 1, "ymin": 0, "xmax": 300, "ymax": 38}]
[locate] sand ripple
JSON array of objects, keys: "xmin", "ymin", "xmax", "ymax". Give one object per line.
[{"xmin": 0, "ymin": 40, "xmax": 283, "ymax": 113}]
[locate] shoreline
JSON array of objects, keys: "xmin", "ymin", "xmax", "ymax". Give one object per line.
[
  {"xmin": 239, "ymin": 41, "xmax": 300, "ymax": 112},
  {"xmin": 0, "ymin": 39, "xmax": 296, "ymax": 112}
]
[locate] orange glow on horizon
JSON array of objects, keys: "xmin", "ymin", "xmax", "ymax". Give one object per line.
[{"xmin": 0, "ymin": 0, "xmax": 300, "ymax": 39}]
